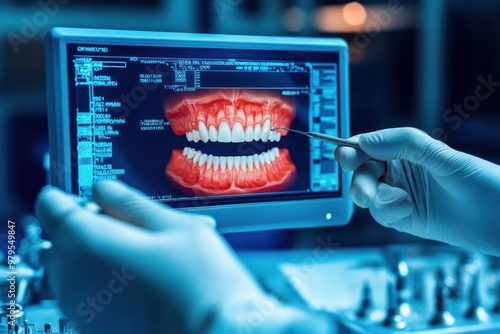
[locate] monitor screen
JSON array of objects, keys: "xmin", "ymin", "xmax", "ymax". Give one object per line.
[{"xmin": 46, "ymin": 28, "xmax": 353, "ymax": 231}]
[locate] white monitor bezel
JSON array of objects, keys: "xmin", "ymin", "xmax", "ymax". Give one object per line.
[{"xmin": 45, "ymin": 27, "xmax": 353, "ymax": 232}]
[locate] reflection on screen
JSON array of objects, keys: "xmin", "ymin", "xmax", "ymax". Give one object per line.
[{"xmin": 67, "ymin": 44, "xmax": 341, "ymax": 207}]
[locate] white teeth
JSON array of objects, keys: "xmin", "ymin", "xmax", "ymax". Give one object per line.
[
  {"xmin": 227, "ymin": 156, "xmax": 234, "ymax": 170},
  {"xmin": 180, "ymin": 144, "xmax": 286, "ymax": 173},
  {"xmin": 241, "ymin": 156, "xmax": 247, "ymax": 171},
  {"xmin": 268, "ymin": 131, "xmax": 275, "ymax": 142},
  {"xmin": 231, "ymin": 122, "xmax": 245, "ymax": 143},
  {"xmin": 183, "ymin": 148, "xmax": 280, "ymax": 170},
  {"xmin": 218, "ymin": 121, "xmax": 231, "ymax": 143},
  {"xmin": 263, "ymin": 152, "xmax": 271, "ymax": 165},
  {"xmin": 269, "ymin": 131, "xmax": 281, "ymax": 142},
  {"xmin": 209, "ymin": 125, "xmax": 218, "ymax": 142},
  {"xmin": 193, "ymin": 130, "xmax": 200, "ymax": 143},
  {"xmin": 268, "ymin": 149, "xmax": 276, "ymax": 162},
  {"xmin": 254, "ymin": 124, "xmax": 262, "ymax": 141},
  {"xmin": 261, "ymin": 119, "xmax": 271, "ymax": 142},
  {"xmin": 245, "ymin": 126, "xmax": 254, "ymax": 142},
  {"xmin": 266, "ymin": 149, "xmax": 273, "ymax": 161},
  {"xmin": 220, "ymin": 156, "xmax": 227, "ymax": 172},
  {"xmin": 253, "ymin": 154, "xmax": 260, "ymax": 169},
  {"xmin": 199, "ymin": 153, "xmax": 207, "ymax": 166},
  {"xmin": 193, "ymin": 151, "xmax": 201, "ymax": 164},
  {"xmin": 258, "ymin": 155, "xmax": 265, "ymax": 165},
  {"xmin": 247, "ymin": 155, "xmax": 254, "ymax": 170},
  {"xmin": 234, "ymin": 156, "xmax": 241, "ymax": 170},
  {"xmin": 213, "ymin": 156, "xmax": 220, "ymax": 171},
  {"xmin": 198, "ymin": 122, "xmax": 209, "ymax": 143},
  {"xmin": 186, "ymin": 121, "xmax": 282, "ymax": 143},
  {"xmin": 207, "ymin": 155, "xmax": 213, "ymax": 170}
]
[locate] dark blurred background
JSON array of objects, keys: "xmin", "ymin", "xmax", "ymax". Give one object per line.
[{"xmin": 1, "ymin": 0, "xmax": 499, "ymax": 249}]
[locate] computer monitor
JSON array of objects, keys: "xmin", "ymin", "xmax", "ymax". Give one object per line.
[{"xmin": 45, "ymin": 27, "xmax": 353, "ymax": 232}]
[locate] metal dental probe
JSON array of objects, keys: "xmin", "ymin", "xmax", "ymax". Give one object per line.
[{"xmin": 271, "ymin": 127, "xmax": 361, "ymax": 150}]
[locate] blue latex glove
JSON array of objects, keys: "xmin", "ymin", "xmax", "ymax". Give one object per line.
[
  {"xmin": 35, "ymin": 180, "xmax": 335, "ymax": 333},
  {"xmin": 335, "ymin": 127, "xmax": 500, "ymax": 256}
]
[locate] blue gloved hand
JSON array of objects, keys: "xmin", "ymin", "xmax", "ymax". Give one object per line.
[
  {"xmin": 335, "ymin": 127, "xmax": 500, "ymax": 256},
  {"xmin": 35, "ymin": 180, "xmax": 334, "ymax": 333}
]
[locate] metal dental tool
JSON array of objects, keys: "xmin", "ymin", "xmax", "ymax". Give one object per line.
[{"xmin": 271, "ymin": 127, "xmax": 361, "ymax": 150}]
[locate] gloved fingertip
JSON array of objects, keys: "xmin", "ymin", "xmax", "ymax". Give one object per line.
[
  {"xmin": 92, "ymin": 179, "xmax": 147, "ymax": 206},
  {"xmin": 334, "ymin": 146, "xmax": 362, "ymax": 171},
  {"xmin": 35, "ymin": 186, "xmax": 64, "ymax": 216},
  {"xmin": 378, "ymin": 201, "xmax": 413, "ymax": 227},
  {"xmin": 333, "ymin": 147, "xmax": 345, "ymax": 171},
  {"xmin": 203, "ymin": 216, "xmax": 217, "ymax": 228},
  {"xmin": 185, "ymin": 213, "xmax": 217, "ymax": 229},
  {"xmin": 357, "ymin": 133, "xmax": 369, "ymax": 147},
  {"xmin": 399, "ymin": 199, "xmax": 414, "ymax": 216},
  {"xmin": 357, "ymin": 133, "xmax": 380, "ymax": 153},
  {"xmin": 350, "ymin": 186, "xmax": 371, "ymax": 208},
  {"xmin": 39, "ymin": 184, "xmax": 56, "ymax": 196},
  {"xmin": 371, "ymin": 184, "xmax": 414, "ymax": 226},
  {"xmin": 93, "ymin": 179, "xmax": 126, "ymax": 194},
  {"xmin": 34, "ymin": 186, "xmax": 82, "ymax": 234},
  {"xmin": 35, "ymin": 186, "xmax": 52, "ymax": 213}
]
